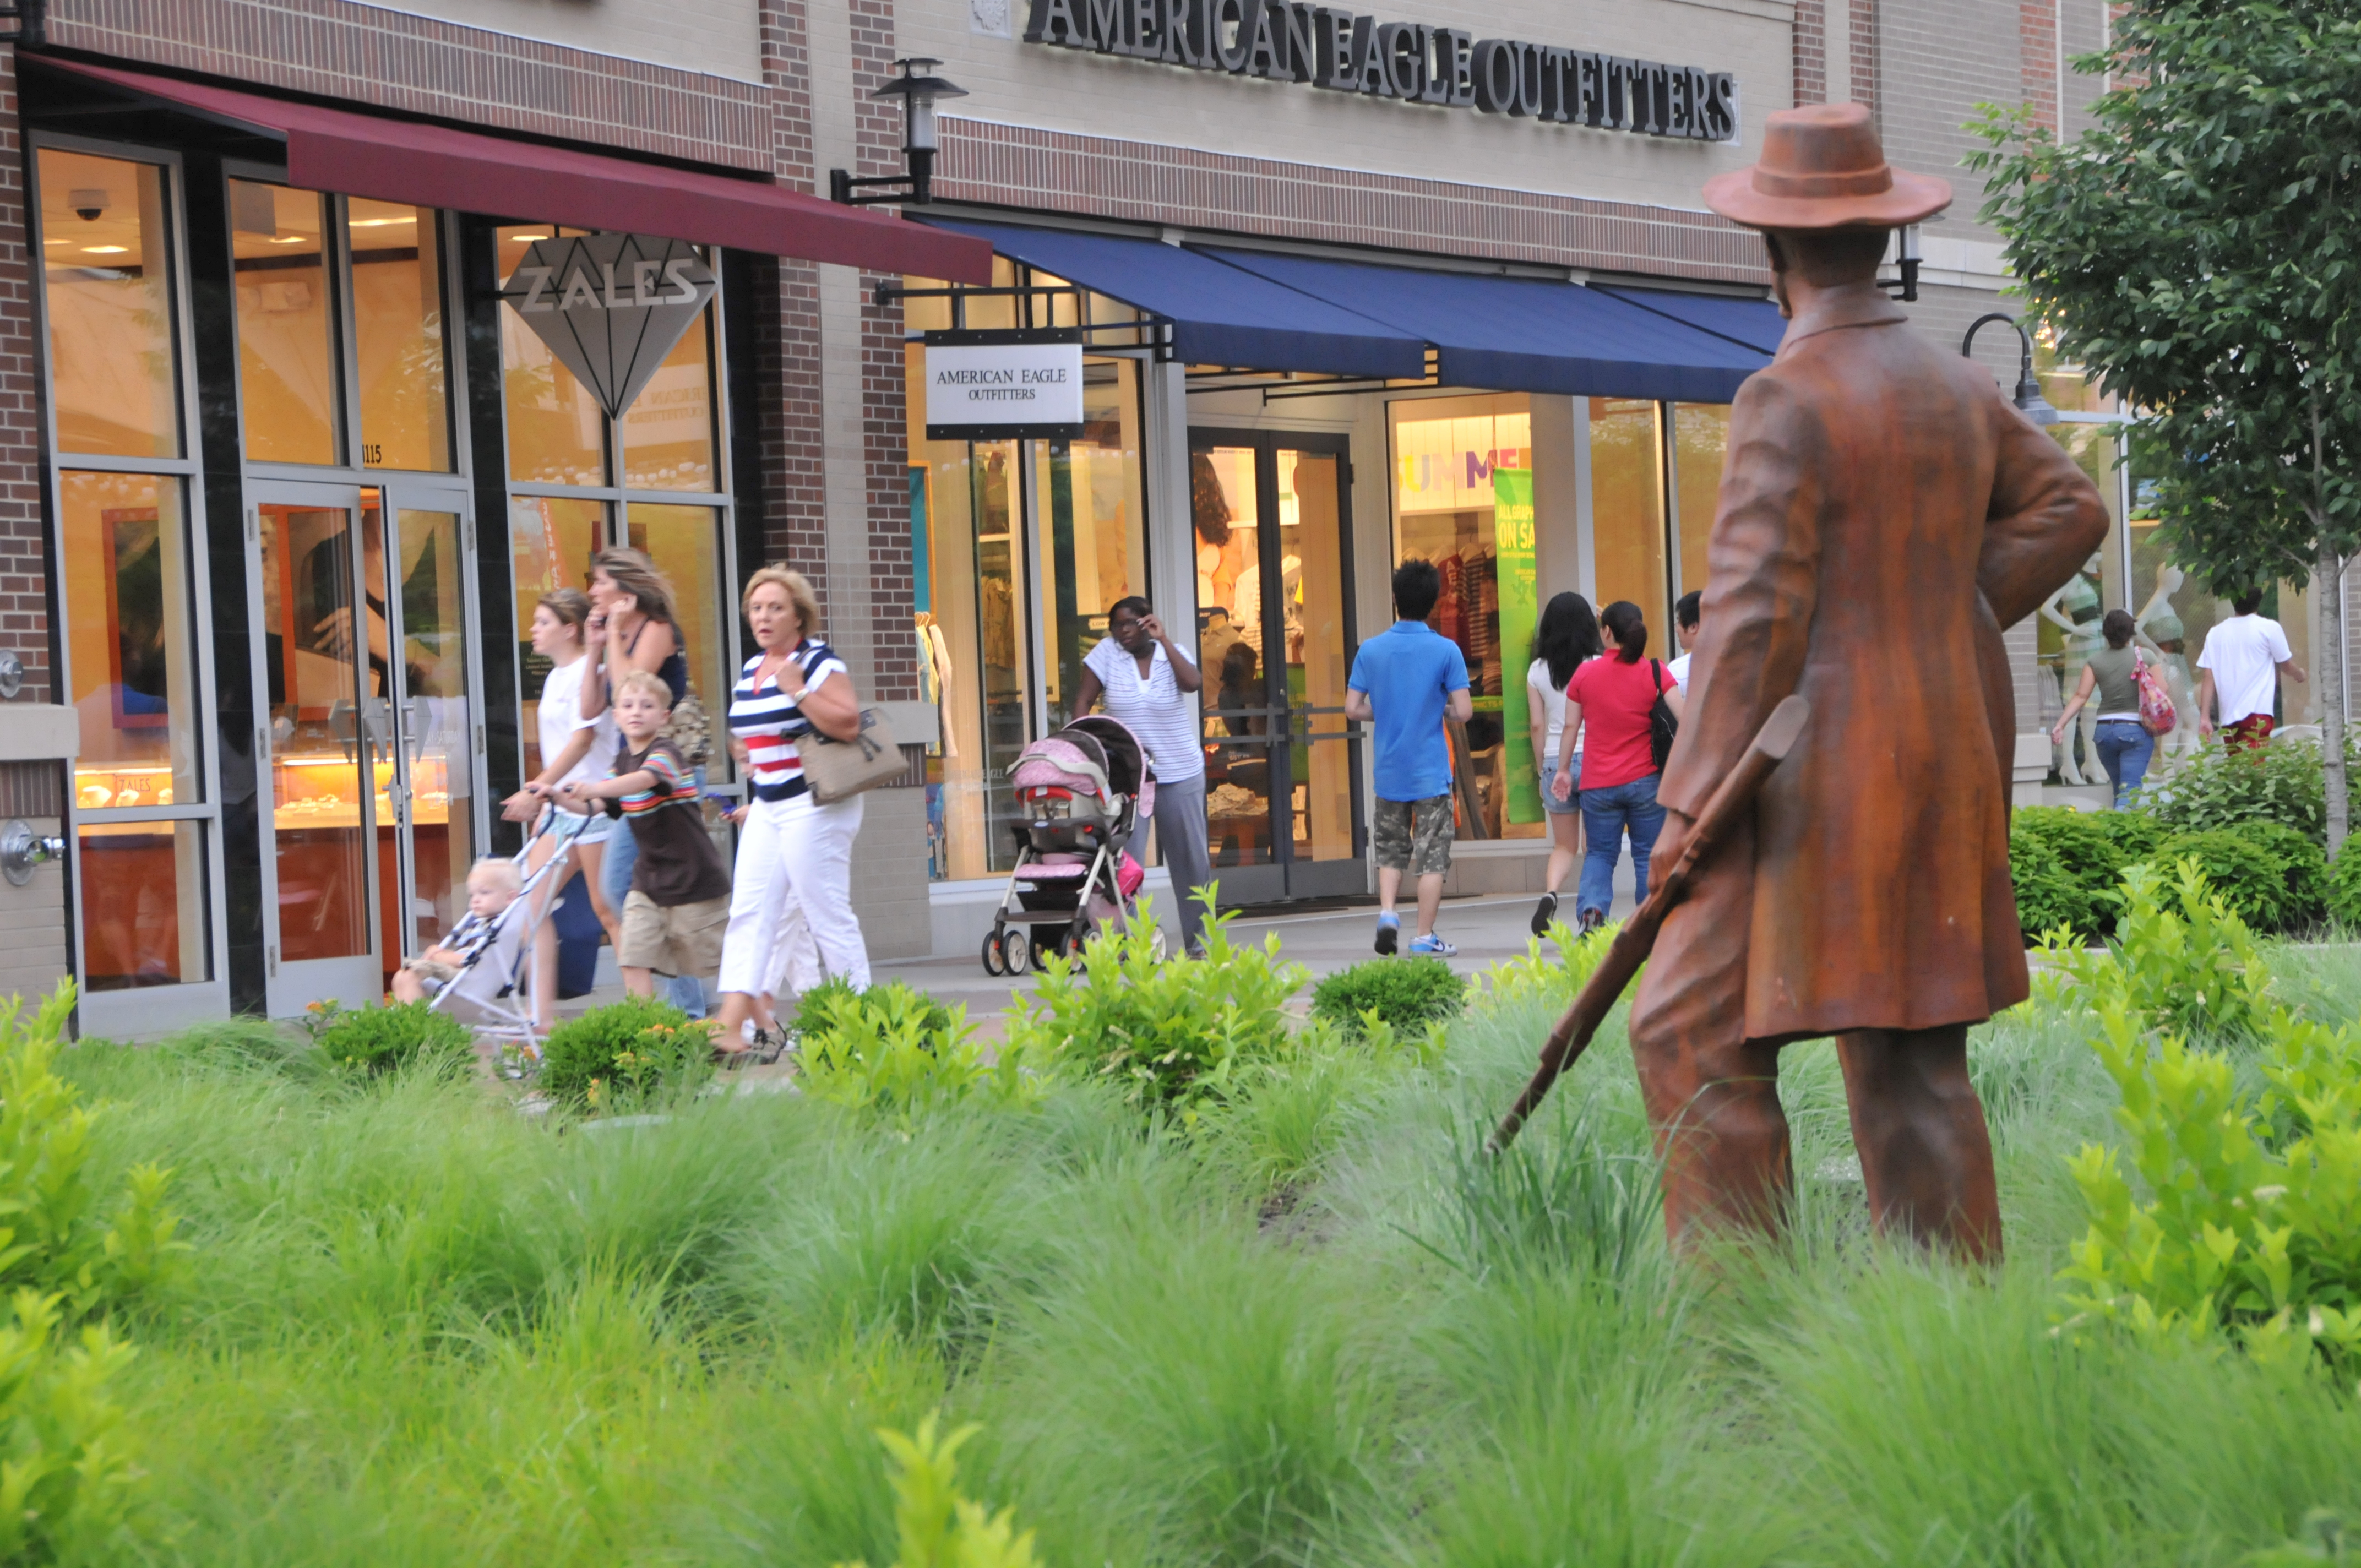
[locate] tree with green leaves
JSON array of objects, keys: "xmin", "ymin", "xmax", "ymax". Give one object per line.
[{"xmin": 1970, "ymin": 0, "xmax": 2361, "ymax": 852}]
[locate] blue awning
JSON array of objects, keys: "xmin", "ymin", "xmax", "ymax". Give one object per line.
[
  {"xmin": 915, "ymin": 219, "xmax": 1426, "ymax": 379},
  {"xmin": 1591, "ymin": 284, "xmax": 1787, "ymax": 357},
  {"xmin": 1198, "ymin": 247, "xmax": 1771, "ymax": 402}
]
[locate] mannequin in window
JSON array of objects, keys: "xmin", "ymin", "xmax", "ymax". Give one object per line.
[
  {"xmin": 2038, "ymin": 560, "xmax": 2104, "ymax": 785},
  {"xmin": 2134, "ymin": 563, "xmax": 2204, "ymax": 765}
]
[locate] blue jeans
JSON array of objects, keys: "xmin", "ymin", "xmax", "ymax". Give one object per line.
[
  {"xmin": 602, "ymin": 808, "xmax": 709, "ymax": 1017},
  {"xmin": 1577, "ymin": 775, "xmax": 1666, "ymax": 921},
  {"xmin": 2093, "ymin": 719, "xmax": 2155, "ymax": 810}
]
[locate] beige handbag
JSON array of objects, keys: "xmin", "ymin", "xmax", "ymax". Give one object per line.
[{"xmin": 795, "ymin": 706, "xmax": 905, "ymax": 804}]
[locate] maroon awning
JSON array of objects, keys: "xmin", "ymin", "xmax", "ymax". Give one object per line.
[{"xmin": 42, "ymin": 58, "xmax": 993, "ymax": 284}]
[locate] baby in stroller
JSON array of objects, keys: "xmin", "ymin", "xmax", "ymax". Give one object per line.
[{"xmin": 391, "ymin": 858, "xmax": 525, "ymax": 1013}]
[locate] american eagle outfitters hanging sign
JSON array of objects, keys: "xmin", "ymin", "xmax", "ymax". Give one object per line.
[
  {"xmin": 924, "ymin": 329, "xmax": 1086, "ymax": 442},
  {"xmin": 1024, "ymin": 0, "xmax": 1736, "ymax": 141},
  {"xmin": 497, "ymin": 233, "xmax": 719, "ymax": 421}
]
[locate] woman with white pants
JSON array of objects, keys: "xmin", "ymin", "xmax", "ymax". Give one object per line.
[{"xmin": 711, "ymin": 567, "xmax": 868, "ymax": 1058}]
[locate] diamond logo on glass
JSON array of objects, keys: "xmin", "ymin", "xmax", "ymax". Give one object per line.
[{"xmin": 496, "ymin": 232, "xmax": 717, "ymax": 421}]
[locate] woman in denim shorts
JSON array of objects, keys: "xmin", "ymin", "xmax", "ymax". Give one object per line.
[{"xmin": 1526, "ymin": 592, "xmax": 1604, "ymax": 935}]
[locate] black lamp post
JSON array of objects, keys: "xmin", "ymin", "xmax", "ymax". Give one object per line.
[
  {"xmin": 830, "ymin": 58, "xmax": 969, "ymax": 206},
  {"xmin": 1878, "ymin": 222, "xmax": 1922, "ymax": 303},
  {"xmin": 1962, "ymin": 312, "xmax": 2060, "ymax": 426}
]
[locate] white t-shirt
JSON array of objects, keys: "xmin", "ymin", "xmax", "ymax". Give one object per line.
[
  {"xmin": 2196, "ymin": 613, "xmax": 2292, "ymax": 726},
  {"xmin": 1666, "ymin": 652, "xmax": 1693, "ymax": 687},
  {"xmin": 537, "ymin": 655, "xmax": 618, "ymax": 793},
  {"xmin": 1084, "ymin": 636, "xmax": 1205, "ymax": 783},
  {"xmin": 1526, "ymin": 658, "xmax": 1578, "ymax": 761}
]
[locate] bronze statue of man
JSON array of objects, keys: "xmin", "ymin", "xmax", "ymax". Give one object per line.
[{"xmin": 1633, "ymin": 104, "xmax": 2109, "ymax": 1260}]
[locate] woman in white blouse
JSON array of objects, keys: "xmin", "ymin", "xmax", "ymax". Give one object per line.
[
  {"xmin": 499, "ymin": 588, "xmax": 621, "ymax": 1030},
  {"xmin": 1525, "ymin": 592, "xmax": 1602, "ymax": 938}
]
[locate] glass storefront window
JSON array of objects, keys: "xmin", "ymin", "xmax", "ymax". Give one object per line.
[
  {"xmin": 77, "ymin": 819, "xmax": 210, "ymax": 989},
  {"xmin": 348, "ymin": 198, "xmax": 451, "ymax": 472},
  {"xmin": 623, "ymin": 304, "xmax": 717, "ymax": 492},
  {"xmin": 388, "ymin": 504, "xmax": 475, "ymax": 949},
  {"xmin": 509, "ymin": 495, "xmax": 607, "ymax": 780},
  {"xmin": 1196, "ymin": 443, "xmax": 1271, "ymax": 866},
  {"xmin": 1670, "ymin": 402, "xmax": 1728, "ymax": 608},
  {"xmin": 1588, "ymin": 398, "xmax": 1668, "ymax": 659},
  {"xmin": 231, "ymin": 181, "xmax": 338, "ymax": 465},
  {"xmin": 625, "ymin": 503, "xmax": 731, "ymax": 765},
  {"xmin": 1390, "ymin": 396, "xmax": 1535, "ymax": 839},
  {"xmin": 59, "ymin": 471, "xmax": 202, "ymax": 808},
  {"xmin": 1281, "ymin": 449, "xmax": 1354, "ymax": 865},
  {"xmin": 498, "ymin": 225, "xmax": 607, "ymax": 486},
  {"xmin": 910, "ymin": 339, "xmax": 1149, "ymax": 880},
  {"xmin": 37, "ymin": 149, "xmax": 179, "ymax": 459}
]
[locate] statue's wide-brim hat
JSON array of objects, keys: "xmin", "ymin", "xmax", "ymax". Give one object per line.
[{"xmin": 1704, "ymin": 102, "xmax": 1952, "ymax": 230}]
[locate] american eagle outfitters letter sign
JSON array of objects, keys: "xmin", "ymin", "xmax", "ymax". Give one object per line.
[
  {"xmin": 1024, "ymin": 0, "xmax": 1736, "ymax": 141},
  {"xmin": 498, "ymin": 233, "xmax": 719, "ymax": 421},
  {"xmin": 924, "ymin": 329, "xmax": 1086, "ymax": 442}
]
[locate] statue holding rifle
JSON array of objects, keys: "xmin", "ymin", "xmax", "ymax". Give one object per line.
[{"xmin": 1496, "ymin": 105, "xmax": 2108, "ymax": 1261}]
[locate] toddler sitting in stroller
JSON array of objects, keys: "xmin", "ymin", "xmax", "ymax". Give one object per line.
[{"xmin": 391, "ymin": 859, "xmax": 524, "ymax": 1006}]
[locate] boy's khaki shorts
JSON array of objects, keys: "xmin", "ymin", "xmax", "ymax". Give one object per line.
[{"xmin": 619, "ymin": 891, "xmax": 727, "ymax": 979}]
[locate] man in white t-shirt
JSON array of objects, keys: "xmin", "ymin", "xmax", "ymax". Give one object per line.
[
  {"xmin": 1073, "ymin": 597, "xmax": 1213, "ymax": 955},
  {"xmin": 1665, "ymin": 591, "xmax": 1702, "ymax": 687},
  {"xmin": 2195, "ymin": 590, "xmax": 2306, "ymax": 749}
]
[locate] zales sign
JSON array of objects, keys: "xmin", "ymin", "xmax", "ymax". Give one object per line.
[
  {"xmin": 1024, "ymin": 0, "xmax": 1737, "ymax": 141},
  {"xmin": 497, "ymin": 233, "xmax": 719, "ymax": 420}
]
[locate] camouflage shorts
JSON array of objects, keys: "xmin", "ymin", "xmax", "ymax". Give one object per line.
[{"xmin": 1371, "ymin": 793, "xmax": 1454, "ymax": 876}]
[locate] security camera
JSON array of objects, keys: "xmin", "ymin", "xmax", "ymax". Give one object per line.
[{"xmin": 69, "ymin": 188, "xmax": 109, "ymax": 222}]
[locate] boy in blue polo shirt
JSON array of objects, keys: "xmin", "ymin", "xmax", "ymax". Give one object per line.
[{"xmin": 1344, "ymin": 559, "xmax": 1472, "ymax": 956}]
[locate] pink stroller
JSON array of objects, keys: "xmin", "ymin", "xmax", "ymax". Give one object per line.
[{"xmin": 981, "ymin": 715, "xmax": 1163, "ymax": 974}]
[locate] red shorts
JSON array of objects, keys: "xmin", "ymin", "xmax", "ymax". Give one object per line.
[{"xmin": 2222, "ymin": 713, "xmax": 2275, "ymax": 750}]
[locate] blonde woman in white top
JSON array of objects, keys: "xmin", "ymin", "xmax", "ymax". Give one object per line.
[
  {"xmin": 499, "ymin": 587, "xmax": 622, "ymax": 1029},
  {"xmin": 1525, "ymin": 592, "xmax": 1603, "ymax": 937}
]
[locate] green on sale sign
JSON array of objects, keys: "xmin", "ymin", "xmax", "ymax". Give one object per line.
[{"xmin": 1493, "ymin": 466, "xmax": 1541, "ymax": 824}]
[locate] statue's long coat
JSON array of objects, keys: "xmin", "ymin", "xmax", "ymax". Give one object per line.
[{"xmin": 1634, "ymin": 287, "xmax": 2109, "ymax": 1046}]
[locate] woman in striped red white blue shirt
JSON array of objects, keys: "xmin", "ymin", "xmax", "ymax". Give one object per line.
[{"xmin": 710, "ymin": 566, "xmax": 869, "ymax": 1055}]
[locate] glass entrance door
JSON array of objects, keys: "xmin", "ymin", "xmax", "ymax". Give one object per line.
[
  {"xmin": 1191, "ymin": 430, "xmax": 1362, "ymax": 903},
  {"xmin": 252, "ymin": 480, "xmax": 477, "ymax": 1015}
]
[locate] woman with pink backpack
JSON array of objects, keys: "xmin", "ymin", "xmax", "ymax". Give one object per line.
[{"xmin": 2052, "ymin": 607, "xmax": 2175, "ymax": 808}]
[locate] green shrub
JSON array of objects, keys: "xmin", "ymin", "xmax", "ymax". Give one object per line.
[
  {"xmin": 1482, "ymin": 921, "xmax": 1618, "ymax": 1006},
  {"xmin": 1, "ymin": 986, "xmax": 189, "ymax": 1319},
  {"xmin": 796, "ymin": 973, "xmax": 951, "ymax": 1043},
  {"xmin": 0, "ymin": 984, "xmax": 187, "ymax": 1560},
  {"xmin": 2224, "ymin": 818, "xmax": 2330, "ymax": 930},
  {"xmin": 2332, "ymin": 838, "xmax": 2361, "ymax": 931},
  {"xmin": 538, "ymin": 996, "xmax": 699, "ymax": 1109},
  {"xmin": 799, "ymin": 982, "xmax": 1037, "ymax": 1126},
  {"xmin": 307, "ymin": 1000, "xmax": 472, "ymax": 1077},
  {"xmin": 1308, "ymin": 956, "xmax": 1466, "ymax": 1039},
  {"xmin": 2008, "ymin": 805, "xmax": 2167, "ymax": 940},
  {"xmin": 837, "ymin": 1413, "xmax": 1041, "ymax": 1568},
  {"xmin": 1005, "ymin": 901, "xmax": 1305, "ymax": 1121},
  {"xmin": 2032, "ymin": 859, "xmax": 2276, "ymax": 1043},
  {"xmin": 2059, "ymin": 999, "xmax": 2361, "ymax": 1368},
  {"xmin": 2141, "ymin": 735, "xmax": 2358, "ymax": 844},
  {"xmin": 2154, "ymin": 829, "xmax": 2289, "ymax": 930}
]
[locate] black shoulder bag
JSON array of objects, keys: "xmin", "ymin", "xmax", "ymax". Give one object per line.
[{"xmin": 1648, "ymin": 660, "xmax": 1679, "ymax": 772}]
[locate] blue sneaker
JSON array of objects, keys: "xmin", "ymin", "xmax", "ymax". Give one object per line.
[
  {"xmin": 1374, "ymin": 911, "xmax": 1400, "ymax": 955},
  {"xmin": 1408, "ymin": 933, "xmax": 1457, "ymax": 957}
]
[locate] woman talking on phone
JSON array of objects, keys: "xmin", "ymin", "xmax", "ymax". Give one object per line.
[{"xmin": 1071, "ymin": 595, "xmax": 1212, "ymax": 955}]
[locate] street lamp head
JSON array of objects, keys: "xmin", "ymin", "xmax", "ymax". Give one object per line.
[
  {"xmin": 872, "ymin": 58, "xmax": 968, "ymax": 154},
  {"xmin": 1961, "ymin": 311, "xmax": 2061, "ymax": 427}
]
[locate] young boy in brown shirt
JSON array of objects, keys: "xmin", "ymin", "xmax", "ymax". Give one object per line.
[{"xmin": 553, "ymin": 669, "xmax": 731, "ymax": 998}]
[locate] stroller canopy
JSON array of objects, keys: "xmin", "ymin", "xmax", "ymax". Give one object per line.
[{"xmin": 1063, "ymin": 716, "xmax": 1145, "ymax": 798}]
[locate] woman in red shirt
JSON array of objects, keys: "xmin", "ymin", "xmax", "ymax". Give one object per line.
[{"xmin": 1548, "ymin": 601, "xmax": 1685, "ymax": 933}]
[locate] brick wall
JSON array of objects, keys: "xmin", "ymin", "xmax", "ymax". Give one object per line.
[
  {"xmin": 848, "ymin": 0, "xmax": 916, "ymax": 703},
  {"xmin": 935, "ymin": 119, "xmax": 1774, "ymax": 285},
  {"xmin": 1875, "ymin": 0, "xmax": 2020, "ymax": 247},
  {"xmin": 2019, "ymin": 0, "xmax": 2059, "ymax": 134},
  {"xmin": 1793, "ymin": 0, "xmax": 1826, "ymax": 104},
  {"xmin": 45, "ymin": 0, "xmax": 771, "ymax": 168},
  {"xmin": 0, "ymin": 46, "xmax": 46, "ymax": 706},
  {"xmin": 755, "ymin": 0, "xmax": 830, "ymax": 585},
  {"xmin": 1848, "ymin": 0, "xmax": 1879, "ymax": 117}
]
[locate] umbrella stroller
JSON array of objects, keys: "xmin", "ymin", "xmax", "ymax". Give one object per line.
[
  {"xmin": 420, "ymin": 807, "xmax": 592, "ymax": 1061},
  {"xmin": 981, "ymin": 715, "xmax": 1165, "ymax": 975}
]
